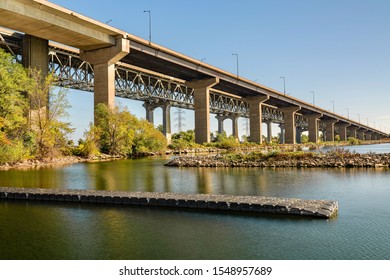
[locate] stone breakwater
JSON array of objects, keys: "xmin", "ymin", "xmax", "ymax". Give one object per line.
[
  {"xmin": 0, "ymin": 187, "xmax": 338, "ymax": 219},
  {"xmin": 165, "ymin": 153, "xmax": 390, "ymax": 168}
]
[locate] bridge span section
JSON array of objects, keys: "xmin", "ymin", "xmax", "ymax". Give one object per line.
[{"xmin": 0, "ymin": 0, "xmax": 387, "ymax": 143}]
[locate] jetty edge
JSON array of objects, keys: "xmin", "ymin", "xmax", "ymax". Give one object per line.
[
  {"xmin": 0, "ymin": 187, "xmax": 338, "ymax": 219},
  {"xmin": 164, "ymin": 151, "xmax": 390, "ymax": 168}
]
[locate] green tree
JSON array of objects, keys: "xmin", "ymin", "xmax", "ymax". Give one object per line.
[
  {"xmin": 0, "ymin": 49, "xmax": 31, "ymax": 163},
  {"xmin": 0, "ymin": 49, "xmax": 30, "ymax": 139},
  {"xmin": 301, "ymin": 134, "xmax": 309, "ymax": 143},
  {"xmin": 28, "ymin": 69, "xmax": 74, "ymax": 157},
  {"xmin": 93, "ymin": 103, "xmax": 166, "ymax": 156}
]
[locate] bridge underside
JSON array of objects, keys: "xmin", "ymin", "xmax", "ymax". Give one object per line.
[{"xmin": 0, "ymin": 28, "xmax": 387, "ymax": 144}]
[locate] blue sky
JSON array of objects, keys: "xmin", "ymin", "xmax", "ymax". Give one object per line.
[{"xmin": 50, "ymin": 0, "xmax": 390, "ymax": 141}]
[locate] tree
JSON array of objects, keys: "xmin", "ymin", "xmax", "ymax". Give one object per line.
[
  {"xmin": 92, "ymin": 103, "xmax": 166, "ymax": 156},
  {"xmin": 0, "ymin": 49, "xmax": 31, "ymax": 163},
  {"xmin": 0, "ymin": 49, "xmax": 30, "ymax": 140},
  {"xmin": 28, "ymin": 69, "xmax": 74, "ymax": 157}
]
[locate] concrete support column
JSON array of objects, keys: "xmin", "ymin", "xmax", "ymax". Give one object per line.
[
  {"xmin": 215, "ymin": 114, "xmax": 228, "ymax": 134},
  {"xmin": 23, "ymin": 34, "xmax": 49, "ymax": 75},
  {"xmin": 296, "ymin": 128, "xmax": 304, "ymax": 143},
  {"xmin": 337, "ymin": 123, "xmax": 350, "ymax": 141},
  {"xmin": 280, "ymin": 106, "xmax": 301, "ymax": 144},
  {"xmin": 80, "ymin": 37, "xmax": 129, "ymax": 109},
  {"xmin": 265, "ymin": 120, "xmax": 273, "ymax": 143},
  {"xmin": 325, "ymin": 120, "xmax": 338, "ymax": 142},
  {"xmin": 357, "ymin": 129, "xmax": 366, "ymax": 141},
  {"xmin": 348, "ymin": 126, "xmax": 358, "ymax": 139},
  {"xmin": 306, "ymin": 114, "xmax": 322, "ymax": 143},
  {"xmin": 230, "ymin": 114, "xmax": 239, "ymax": 139},
  {"xmin": 186, "ymin": 78, "xmax": 219, "ymax": 144},
  {"xmin": 279, "ymin": 124, "xmax": 285, "ymax": 144},
  {"xmin": 365, "ymin": 132, "xmax": 372, "ymax": 141},
  {"xmin": 143, "ymin": 102, "xmax": 158, "ymax": 124},
  {"xmin": 244, "ymin": 95, "xmax": 270, "ymax": 143},
  {"xmin": 161, "ymin": 102, "xmax": 172, "ymax": 144}
]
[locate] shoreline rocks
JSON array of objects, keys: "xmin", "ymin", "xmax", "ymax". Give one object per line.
[{"xmin": 165, "ymin": 152, "xmax": 390, "ymax": 168}]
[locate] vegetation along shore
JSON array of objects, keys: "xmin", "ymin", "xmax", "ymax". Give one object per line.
[{"xmin": 165, "ymin": 148, "xmax": 390, "ymax": 168}]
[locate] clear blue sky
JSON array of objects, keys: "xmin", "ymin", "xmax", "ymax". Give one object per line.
[{"xmin": 50, "ymin": 0, "xmax": 390, "ymax": 141}]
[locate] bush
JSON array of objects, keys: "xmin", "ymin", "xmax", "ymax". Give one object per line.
[
  {"xmin": 169, "ymin": 130, "xmax": 197, "ymax": 150},
  {"xmin": 348, "ymin": 137, "xmax": 360, "ymax": 145},
  {"xmin": 89, "ymin": 103, "xmax": 166, "ymax": 157},
  {"xmin": 0, "ymin": 140, "xmax": 29, "ymax": 164}
]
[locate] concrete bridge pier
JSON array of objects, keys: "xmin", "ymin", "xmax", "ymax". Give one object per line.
[
  {"xmin": 265, "ymin": 120, "xmax": 273, "ymax": 143},
  {"xmin": 80, "ymin": 37, "xmax": 129, "ymax": 109},
  {"xmin": 186, "ymin": 78, "xmax": 219, "ymax": 144},
  {"xmin": 244, "ymin": 95, "xmax": 269, "ymax": 143},
  {"xmin": 337, "ymin": 123, "xmax": 350, "ymax": 141},
  {"xmin": 143, "ymin": 101, "xmax": 172, "ymax": 143},
  {"xmin": 365, "ymin": 132, "xmax": 372, "ymax": 141},
  {"xmin": 357, "ymin": 129, "xmax": 366, "ymax": 141},
  {"xmin": 22, "ymin": 34, "xmax": 48, "ymax": 75},
  {"xmin": 22, "ymin": 34, "xmax": 49, "ymax": 120},
  {"xmin": 143, "ymin": 101, "xmax": 159, "ymax": 123},
  {"xmin": 280, "ymin": 106, "xmax": 300, "ymax": 144},
  {"xmin": 325, "ymin": 120, "xmax": 338, "ymax": 142},
  {"xmin": 229, "ymin": 113, "xmax": 239, "ymax": 140},
  {"xmin": 306, "ymin": 113, "xmax": 322, "ymax": 143},
  {"xmin": 296, "ymin": 127, "xmax": 304, "ymax": 143},
  {"xmin": 215, "ymin": 114, "xmax": 228, "ymax": 135},
  {"xmin": 348, "ymin": 126, "xmax": 358, "ymax": 139},
  {"xmin": 279, "ymin": 124, "xmax": 285, "ymax": 143},
  {"xmin": 161, "ymin": 102, "xmax": 172, "ymax": 144}
]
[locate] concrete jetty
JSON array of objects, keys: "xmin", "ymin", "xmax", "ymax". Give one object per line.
[{"xmin": 0, "ymin": 187, "xmax": 338, "ymax": 219}]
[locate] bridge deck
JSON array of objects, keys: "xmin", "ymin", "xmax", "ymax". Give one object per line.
[{"xmin": 0, "ymin": 187, "xmax": 338, "ymax": 219}]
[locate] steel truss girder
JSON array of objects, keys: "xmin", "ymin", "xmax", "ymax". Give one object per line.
[
  {"xmin": 47, "ymin": 47, "xmax": 287, "ymax": 123},
  {"xmin": 46, "ymin": 47, "xmax": 337, "ymax": 131}
]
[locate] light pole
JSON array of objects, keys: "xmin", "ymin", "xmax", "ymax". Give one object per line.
[
  {"xmin": 232, "ymin": 53, "xmax": 239, "ymax": 78},
  {"xmin": 330, "ymin": 100, "xmax": 335, "ymax": 113},
  {"xmin": 357, "ymin": 114, "xmax": 360, "ymax": 123},
  {"xmin": 280, "ymin": 76, "xmax": 286, "ymax": 95},
  {"xmin": 143, "ymin": 10, "xmax": 152, "ymax": 43},
  {"xmin": 310, "ymin": 91, "xmax": 315, "ymax": 106},
  {"xmin": 345, "ymin": 108, "xmax": 349, "ymax": 119}
]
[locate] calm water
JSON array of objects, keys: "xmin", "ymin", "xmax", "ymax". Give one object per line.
[{"xmin": 1, "ymin": 144, "xmax": 390, "ymax": 259}]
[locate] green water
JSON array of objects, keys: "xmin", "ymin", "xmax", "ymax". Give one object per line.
[{"xmin": 1, "ymin": 145, "xmax": 390, "ymax": 259}]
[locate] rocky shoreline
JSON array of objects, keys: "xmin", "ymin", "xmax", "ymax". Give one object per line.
[
  {"xmin": 165, "ymin": 151, "xmax": 390, "ymax": 168},
  {"xmin": 0, "ymin": 154, "xmax": 124, "ymax": 170}
]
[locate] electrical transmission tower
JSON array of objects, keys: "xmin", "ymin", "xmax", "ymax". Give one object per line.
[
  {"xmin": 175, "ymin": 108, "xmax": 186, "ymax": 132},
  {"xmin": 242, "ymin": 118, "xmax": 249, "ymax": 136}
]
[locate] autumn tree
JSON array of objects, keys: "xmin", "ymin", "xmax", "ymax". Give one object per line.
[
  {"xmin": 0, "ymin": 49, "xmax": 30, "ymax": 163},
  {"xmin": 28, "ymin": 69, "xmax": 74, "ymax": 158},
  {"xmin": 92, "ymin": 103, "xmax": 166, "ymax": 156}
]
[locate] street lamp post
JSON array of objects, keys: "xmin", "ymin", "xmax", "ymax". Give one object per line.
[
  {"xmin": 357, "ymin": 114, "xmax": 360, "ymax": 123},
  {"xmin": 232, "ymin": 53, "xmax": 239, "ymax": 78},
  {"xmin": 330, "ymin": 100, "xmax": 335, "ymax": 113},
  {"xmin": 345, "ymin": 108, "xmax": 349, "ymax": 119},
  {"xmin": 280, "ymin": 76, "xmax": 286, "ymax": 95},
  {"xmin": 143, "ymin": 10, "xmax": 152, "ymax": 43},
  {"xmin": 310, "ymin": 91, "xmax": 315, "ymax": 106}
]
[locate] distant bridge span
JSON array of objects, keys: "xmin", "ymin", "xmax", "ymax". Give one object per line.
[{"xmin": 0, "ymin": 0, "xmax": 387, "ymax": 143}]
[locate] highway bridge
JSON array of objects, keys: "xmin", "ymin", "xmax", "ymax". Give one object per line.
[{"xmin": 0, "ymin": 0, "xmax": 387, "ymax": 144}]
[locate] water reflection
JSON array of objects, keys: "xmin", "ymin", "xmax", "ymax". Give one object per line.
[{"xmin": 1, "ymin": 151, "xmax": 390, "ymax": 259}]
